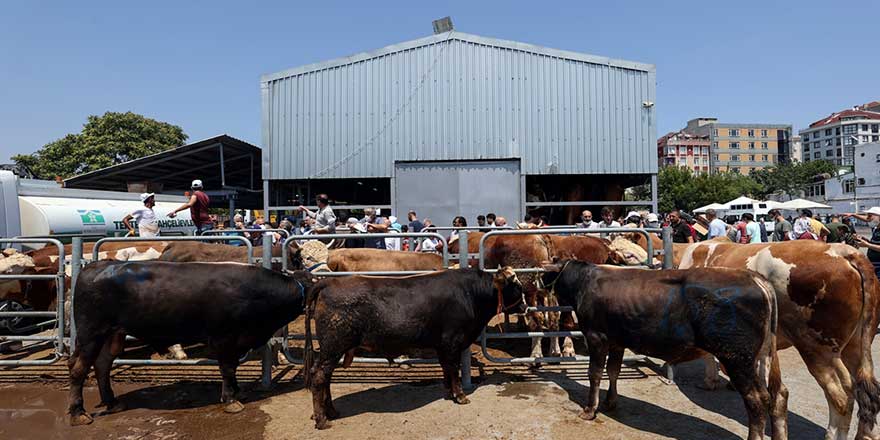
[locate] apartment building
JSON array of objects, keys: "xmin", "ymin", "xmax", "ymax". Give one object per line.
[
  {"xmin": 683, "ymin": 118, "xmax": 792, "ymax": 175},
  {"xmin": 789, "ymin": 135, "xmax": 802, "ymax": 164},
  {"xmin": 799, "ymin": 102, "xmax": 880, "ymax": 166},
  {"xmin": 806, "ymin": 142, "xmax": 880, "ymax": 212},
  {"xmin": 657, "ymin": 130, "xmax": 711, "ymax": 173}
]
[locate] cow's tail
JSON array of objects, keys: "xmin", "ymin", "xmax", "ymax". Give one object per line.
[
  {"xmin": 846, "ymin": 254, "xmax": 880, "ymax": 433},
  {"xmin": 303, "ymin": 281, "xmax": 325, "ymax": 388}
]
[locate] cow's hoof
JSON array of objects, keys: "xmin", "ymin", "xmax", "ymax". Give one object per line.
[
  {"xmin": 69, "ymin": 413, "xmax": 94, "ymax": 426},
  {"xmin": 600, "ymin": 399, "xmax": 617, "ymax": 412},
  {"xmin": 696, "ymin": 379, "xmax": 721, "ymax": 391},
  {"xmin": 223, "ymin": 400, "xmax": 245, "ymax": 414},
  {"xmin": 314, "ymin": 418, "xmax": 332, "ymax": 430},
  {"xmin": 562, "ymin": 348, "xmax": 577, "ymax": 358},
  {"xmin": 453, "ymin": 395, "xmax": 470, "ymax": 405},
  {"xmin": 579, "ymin": 408, "xmax": 598, "ymax": 421},
  {"xmin": 102, "ymin": 400, "xmax": 126, "ymax": 414}
]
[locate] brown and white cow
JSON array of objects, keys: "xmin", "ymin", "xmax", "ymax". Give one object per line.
[{"xmin": 678, "ymin": 240, "xmax": 880, "ymax": 440}]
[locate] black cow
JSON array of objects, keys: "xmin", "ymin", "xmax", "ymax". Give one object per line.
[
  {"xmin": 541, "ymin": 261, "xmax": 786, "ymax": 440},
  {"xmin": 303, "ymin": 267, "xmax": 525, "ymax": 429},
  {"xmin": 68, "ymin": 261, "xmax": 314, "ymax": 426}
]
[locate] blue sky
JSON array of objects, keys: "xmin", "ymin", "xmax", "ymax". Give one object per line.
[{"xmin": 2, "ymin": 1, "xmax": 877, "ymax": 162}]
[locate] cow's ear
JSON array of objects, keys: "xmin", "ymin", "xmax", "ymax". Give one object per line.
[{"xmin": 551, "ymin": 256, "xmax": 561, "ymax": 264}]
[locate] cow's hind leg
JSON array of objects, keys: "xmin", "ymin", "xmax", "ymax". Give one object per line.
[
  {"xmin": 67, "ymin": 335, "xmax": 106, "ymax": 426},
  {"xmin": 724, "ymin": 359, "xmax": 770, "ymax": 440},
  {"xmin": 800, "ymin": 351, "xmax": 854, "ymax": 440},
  {"xmin": 439, "ymin": 351, "xmax": 469, "ymax": 404},
  {"xmin": 766, "ymin": 348, "xmax": 789, "ymax": 440},
  {"xmin": 580, "ymin": 331, "xmax": 608, "ymax": 421},
  {"xmin": 94, "ymin": 330, "xmax": 126, "ymax": 414},
  {"xmin": 218, "ymin": 356, "xmax": 244, "ymax": 414},
  {"xmin": 842, "ymin": 337, "xmax": 880, "ymax": 440},
  {"xmin": 602, "ymin": 347, "xmax": 625, "ymax": 412},
  {"xmin": 309, "ymin": 353, "xmax": 337, "ymax": 429}
]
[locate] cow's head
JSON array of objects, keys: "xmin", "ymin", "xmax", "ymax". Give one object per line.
[
  {"xmin": 288, "ymin": 240, "xmax": 330, "ymax": 273},
  {"xmin": 540, "ymin": 258, "xmax": 586, "ymax": 308},
  {"xmin": 492, "ymin": 266, "xmax": 527, "ymax": 314}
]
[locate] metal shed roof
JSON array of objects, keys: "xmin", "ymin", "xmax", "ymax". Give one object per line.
[
  {"xmin": 261, "ymin": 31, "xmax": 657, "ymax": 179},
  {"xmin": 65, "ymin": 135, "xmax": 262, "ymax": 206}
]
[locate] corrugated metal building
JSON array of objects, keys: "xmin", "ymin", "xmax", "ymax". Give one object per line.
[{"xmin": 261, "ymin": 31, "xmax": 657, "ymax": 224}]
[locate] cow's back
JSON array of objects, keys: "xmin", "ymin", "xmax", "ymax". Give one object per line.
[
  {"xmin": 74, "ymin": 261, "xmax": 302, "ymax": 346},
  {"xmin": 680, "ymin": 240, "xmax": 874, "ymax": 350},
  {"xmin": 327, "ymin": 248, "xmax": 443, "ymax": 272},
  {"xmin": 548, "ymin": 235, "xmax": 610, "ymax": 264},
  {"xmin": 160, "ymin": 242, "xmax": 250, "ymax": 263}
]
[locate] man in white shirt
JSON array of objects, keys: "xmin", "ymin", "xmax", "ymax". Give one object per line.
[
  {"xmin": 598, "ymin": 207, "xmax": 621, "ymax": 238},
  {"xmin": 706, "ymin": 209, "xmax": 727, "ymax": 239},
  {"xmin": 299, "ymin": 194, "xmax": 336, "ymax": 234},
  {"xmin": 577, "ymin": 210, "xmax": 601, "ymax": 230},
  {"xmin": 123, "ymin": 193, "xmax": 160, "ymax": 238}
]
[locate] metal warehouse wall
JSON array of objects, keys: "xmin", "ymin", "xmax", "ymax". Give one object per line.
[{"xmin": 261, "ymin": 32, "xmax": 656, "ymax": 180}]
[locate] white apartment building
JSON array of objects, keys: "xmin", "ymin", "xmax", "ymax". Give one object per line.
[
  {"xmin": 799, "ymin": 102, "xmax": 880, "ymax": 166},
  {"xmin": 807, "ymin": 142, "xmax": 880, "ymax": 212}
]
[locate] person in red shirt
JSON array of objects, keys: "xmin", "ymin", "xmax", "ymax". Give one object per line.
[{"xmin": 168, "ymin": 179, "xmax": 213, "ymax": 234}]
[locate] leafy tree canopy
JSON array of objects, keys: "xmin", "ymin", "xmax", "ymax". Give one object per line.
[
  {"xmin": 658, "ymin": 160, "xmax": 839, "ymax": 213},
  {"xmin": 13, "ymin": 112, "xmax": 187, "ymax": 179}
]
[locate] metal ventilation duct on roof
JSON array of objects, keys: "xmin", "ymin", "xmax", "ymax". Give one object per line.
[{"xmin": 432, "ymin": 16, "xmax": 453, "ymax": 34}]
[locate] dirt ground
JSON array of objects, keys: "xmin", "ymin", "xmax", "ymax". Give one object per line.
[{"xmin": 0, "ymin": 319, "xmax": 877, "ymax": 440}]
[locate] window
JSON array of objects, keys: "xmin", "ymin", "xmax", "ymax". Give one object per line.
[
  {"xmin": 836, "ymin": 138, "xmax": 842, "ymax": 146},
  {"xmin": 730, "ymin": 142, "xmax": 740, "ymax": 149},
  {"xmin": 748, "ymin": 129, "xmax": 755, "ymax": 137},
  {"xmin": 825, "ymin": 139, "xmax": 833, "ymax": 147},
  {"xmin": 836, "ymin": 148, "xmax": 842, "ymax": 156},
  {"xmin": 873, "ymin": 135, "xmax": 879, "ymax": 142},
  {"xmin": 749, "ymin": 167, "xmax": 756, "ymax": 173},
  {"xmin": 863, "ymin": 135, "xmax": 870, "ymax": 142},
  {"xmin": 729, "ymin": 129, "xmax": 740, "ymax": 137},
  {"xmin": 844, "ymin": 180, "xmax": 855, "ymax": 194},
  {"xmin": 679, "ymin": 146, "xmax": 687, "ymax": 155},
  {"xmin": 836, "ymin": 127, "xmax": 841, "ymax": 135},
  {"xmin": 667, "ymin": 146, "xmax": 676, "ymax": 155},
  {"xmin": 762, "ymin": 154, "xmax": 769, "ymax": 161},
  {"xmin": 761, "ymin": 129, "xmax": 768, "ymax": 138},
  {"xmin": 826, "ymin": 149, "xmax": 834, "ymax": 157},
  {"xmin": 814, "ymin": 151, "xmax": 821, "ymax": 159},
  {"xmin": 825, "ymin": 128, "xmax": 832, "ymax": 136},
  {"xmin": 714, "ymin": 167, "xmax": 720, "ymax": 173},
  {"xmin": 762, "ymin": 142, "xmax": 769, "ymax": 149},
  {"xmin": 804, "ymin": 144, "xmax": 810, "ymax": 151},
  {"xmin": 862, "ymin": 124, "xmax": 869, "ymax": 131},
  {"xmin": 712, "ymin": 142, "xmax": 718, "ymax": 149},
  {"xmin": 844, "ymin": 137, "xmax": 856, "ymax": 146},
  {"xmin": 748, "ymin": 142, "xmax": 755, "ymax": 149},
  {"xmin": 713, "ymin": 154, "xmax": 719, "ymax": 161},
  {"xmin": 732, "ymin": 154, "xmax": 740, "ymax": 161},
  {"xmin": 702, "ymin": 146, "xmax": 709, "ymax": 155},
  {"xmin": 844, "ymin": 124, "xmax": 857, "ymax": 134},
  {"xmin": 748, "ymin": 154, "xmax": 755, "ymax": 161},
  {"xmin": 713, "ymin": 129, "xmax": 719, "ymax": 136},
  {"xmin": 872, "ymin": 124, "xmax": 879, "ymax": 133},
  {"xmin": 876, "ymin": 153, "xmax": 880, "ymax": 163}
]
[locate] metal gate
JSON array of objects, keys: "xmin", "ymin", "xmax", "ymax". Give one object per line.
[{"xmin": 394, "ymin": 160, "xmax": 521, "ymax": 227}]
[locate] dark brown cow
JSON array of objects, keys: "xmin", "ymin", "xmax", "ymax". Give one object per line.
[
  {"xmin": 679, "ymin": 240, "xmax": 880, "ymax": 440},
  {"xmin": 542, "ymin": 261, "xmax": 785, "ymax": 440},
  {"xmin": 303, "ymin": 267, "xmax": 525, "ymax": 429}
]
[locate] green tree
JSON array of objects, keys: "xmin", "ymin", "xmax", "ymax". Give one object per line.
[
  {"xmin": 12, "ymin": 112, "xmax": 187, "ymax": 179},
  {"xmin": 657, "ymin": 167, "xmax": 762, "ymax": 213},
  {"xmin": 750, "ymin": 160, "xmax": 837, "ymax": 199}
]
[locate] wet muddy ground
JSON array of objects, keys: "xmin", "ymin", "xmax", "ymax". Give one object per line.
[{"xmin": 0, "ymin": 317, "xmax": 877, "ymax": 439}]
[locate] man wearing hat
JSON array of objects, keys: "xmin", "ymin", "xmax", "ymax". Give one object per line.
[
  {"xmin": 168, "ymin": 179, "xmax": 213, "ymax": 235},
  {"xmin": 844, "ymin": 207, "xmax": 880, "ymax": 275},
  {"xmin": 122, "ymin": 193, "xmax": 160, "ymax": 238}
]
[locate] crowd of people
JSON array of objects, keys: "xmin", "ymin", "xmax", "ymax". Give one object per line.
[{"xmin": 123, "ymin": 183, "xmax": 880, "ymax": 272}]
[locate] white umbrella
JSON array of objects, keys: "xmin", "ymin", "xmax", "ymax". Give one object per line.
[
  {"xmin": 725, "ymin": 196, "xmax": 759, "ymax": 206},
  {"xmin": 778, "ymin": 198, "xmax": 832, "ymax": 210},
  {"xmin": 693, "ymin": 203, "xmax": 726, "ymax": 213}
]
